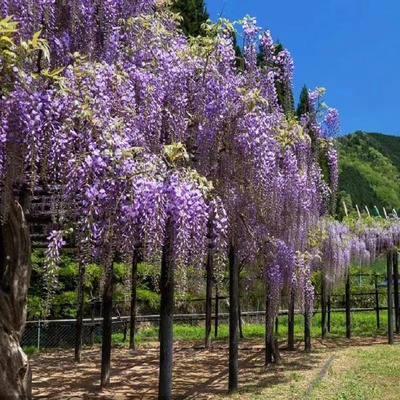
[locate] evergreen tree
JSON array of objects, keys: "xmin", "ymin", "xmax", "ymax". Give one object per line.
[
  {"xmin": 296, "ymin": 84, "xmax": 318, "ymax": 149},
  {"xmin": 258, "ymin": 41, "xmax": 295, "ymax": 116},
  {"xmin": 296, "ymin": 85, "xmax": 331, "ymax": 200},
  {"xmin": 170, "ymin": 0, "xmax": 209, "ymax": 37},
  {"xmin": 232, "ymin": 32, "xmax": 244, "ymax": 70},
  {"xmin": 296, "ymin": 84, "xmax": 311, "ymax": 117},
  {"xmin": 171, "ymin": 1, "xmax": 244, "ymax": 69},
  {"xmin": 273, "ymin": 43, "xmax": 295, "ymax": 116}
]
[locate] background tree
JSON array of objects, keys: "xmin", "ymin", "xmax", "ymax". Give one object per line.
[
  {"xmin": 170, "ymin": 0, "xmax": 209, "ymax": 37},
  {"xmin": 296, "ymin": 84, "xmax": 311, "ymax": 117},
  {"xmin": 258, "ymin": 39, "xmax": 295, "ymax": 116},
  {"xmin": 272, "ymin": 43, "xmax": 295, "ymax": 115}
]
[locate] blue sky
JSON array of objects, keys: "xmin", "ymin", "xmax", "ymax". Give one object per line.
[{"xmin": 206, "ymin": 0, "xmax": 400, "ymax": 136}]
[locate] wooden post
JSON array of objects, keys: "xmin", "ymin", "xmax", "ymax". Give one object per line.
[
  {"xmin": 304, "ymin": 286, "xmax": 311, "ymax": 352},
  {"xmin": 205, "ymin": 250, "xmax": 213, "ymax": 348},
  {"xmin": 129, "ymin": 250, "xmax": 138, "ymax": 350},
  {"xmin": 345, "ymin": 273, "xmax": 351, "ymax": 339},
  {"xmin": 288, "ymin": 290, "xmax": 295, "ymax": 350},
  {"xmin": 214, "ymin": 290, "xmax": 219, "ymax": 338},
  {"xmin": 392, "ymin": 251, "xmax": 399, "ymax": 334},
  {"xmin": 100, "ymin": 261, "xmax": 114, "ymax": 388},
  {"xmin": 321, "ymin": 272, "xmax": 327, "ymax": 339},
  {"xmin": 90, "ymin": 301, "xmax": 95, "ymax": 346},
  {"xmin": 123, "ymin": 318, "xmax": 128, "ymax": 342},
  {"xmin": 158, "ymin": 221, "xmax": 175, "ymax": 400},
  {"xmin": 387, "ymin": 250, "xmax": 394, "ymax": 345},
  {"xmin": 304, "ymin": 310, "xmax": 311, "ymax": 352},
  {"xmin": 374, "ymin": 274, "xmax": 380, "ymax": 329},
  {"xmin": 327, "ymin": 296, "xmax": 331, "ymax": 333},
  {"xmin": 265, "ymin": 298, "xmax": 273, "ymax": 365},
  {"xmin": 205, "ymin": 228, "xmax": 213, "ymax": 348},
  {"xmin": 74, "ymin": 261, "xmax": 86, "ymax": 363},
  {"xmin": 238, "ymin": 297, "xmax": 244, "ymax": 340},
  {"xmin": 228, "ymin": 242, "xmax": 239, "ymax": 393}
]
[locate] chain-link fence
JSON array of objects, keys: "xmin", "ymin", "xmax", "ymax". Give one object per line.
[
  {"xmin": 21, "ymin": 296, "xmax": 234, "ymax": 350},
  {"xmin": 21, "ymin": 273, "xmax": 390, "ymax": 350},
  {"xmin": 22, "ymin": 318, "xmax": 131, "ymax": 349},
  {"xmin": 21, "ymin": 309, "xmax": 261, "ymax": 351}
]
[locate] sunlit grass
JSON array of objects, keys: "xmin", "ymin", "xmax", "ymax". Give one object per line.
[
  {"xmin": 309, "ymin": 345, "xmax": 400, "ymax": 400},
  {"xmin": 108, "ymin": 310, "xmax": 390, "ymax": 346}
]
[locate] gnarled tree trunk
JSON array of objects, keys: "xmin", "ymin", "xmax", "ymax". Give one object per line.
[{"xmin": 0, "ymin": 201, "xmax": 32, "ymax": 399}]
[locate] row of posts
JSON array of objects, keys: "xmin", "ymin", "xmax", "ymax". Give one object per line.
[
  {"xmin": 320, "ymin": 249, "xmax": 400, "ymax": 344},
  {"xmin": 34, "ymin": 251, "xmax": 399, "ymax": 350}
]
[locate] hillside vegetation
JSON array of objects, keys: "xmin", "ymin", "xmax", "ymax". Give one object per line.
[{"xmin": 337, "ymin": 131, "xmax": 400, "ymax": 217}]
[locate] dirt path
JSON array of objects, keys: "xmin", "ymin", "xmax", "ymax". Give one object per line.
[{"xmin": 30, "ymin": 336, "xmax": 393, "ymax": 399}]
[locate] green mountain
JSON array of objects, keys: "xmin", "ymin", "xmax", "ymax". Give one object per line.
[{"xmin": 337, "ymin": 131, "xmax": 400, "ymax": 218}]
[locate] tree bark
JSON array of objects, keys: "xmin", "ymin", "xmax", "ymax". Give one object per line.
[
  {"xmin": 100, "ymin": 261, "xmax": 114, "ymax": 388},
  {"xmin": 74, "ymin": 261, "xmax": 86, "ymax": 363},
  {"xmin": 129, "ymin": 250, "xmax": 138, "ymax": 350},
  {"xmin": 265, "ymin": 296, "xmax": 281, "ymax": 365},
  {"xmin": 0, "ymin": 201, "xmax": 32, "ymax": 399}
]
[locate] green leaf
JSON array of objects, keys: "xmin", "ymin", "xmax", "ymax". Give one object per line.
[
  {"xmin": 163, "ymin": 142, "xmax": 189, "ymax": 164},
  {"xmin": 31, "ymin": 30, "xmax": 42, "ymax": 47},
  {"xmin": 3, "ymin": 49, "xmax": 16, "ymax": 59},
  {"xmin": 0, "ymin": 35, "xmax": 14, "ymax": 46}
]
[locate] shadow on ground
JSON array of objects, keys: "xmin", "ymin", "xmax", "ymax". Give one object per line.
[{"xmin": 30, "ymin": 335, "xmax": 396, "ymax": 399}]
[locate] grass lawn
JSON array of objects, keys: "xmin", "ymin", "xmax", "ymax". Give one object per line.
[
  {"xmin": 308, "ymin": 344, "xmax": 400, "ymax": 400},
  {"xmin": 109, "ymin": 309, "xmax": 389, "ymax": 345},
  {"xmin": 211, "ymin": 343, "xmax": 400, "ymax": 400}
]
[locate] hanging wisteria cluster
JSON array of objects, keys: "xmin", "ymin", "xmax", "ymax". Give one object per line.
[
  {"xmin": 314, "ymin": 216, "xmax": 400, "ymax": 299},
  {"xmin": 6, "ymin": 1, "xmax": 400, "ymax": 396},
  {"xmin": 0, "ymin": 1, "xmax": 344, "ymax": 324}
]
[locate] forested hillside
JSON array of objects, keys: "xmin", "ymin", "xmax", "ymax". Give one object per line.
[{"xmin": 337, "ymin": 131, "xmax": 400, "ymax": 217}]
